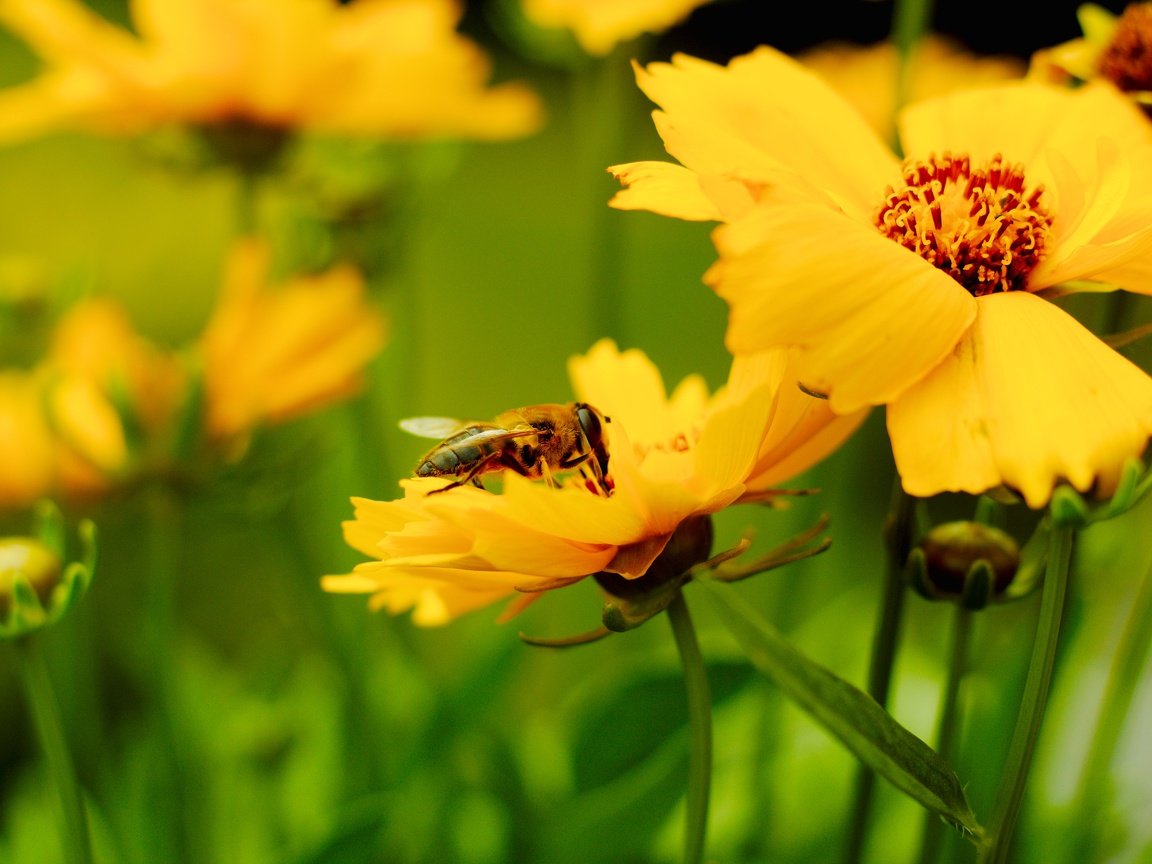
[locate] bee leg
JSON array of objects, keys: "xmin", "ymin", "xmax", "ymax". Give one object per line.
[
  {"xmin": 540, "ymin": 460, "xmax": 556, "ymax": 489},
  {"xmin": 426, "ymin": 453, "xmax": 500, "ymax": 495}
]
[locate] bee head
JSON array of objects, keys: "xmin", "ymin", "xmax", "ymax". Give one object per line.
[{"xmin": 574, "ymin": 402, "xmax": 611, "ymax": 478}]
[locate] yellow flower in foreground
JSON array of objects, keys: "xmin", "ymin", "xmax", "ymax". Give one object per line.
[
  {"xmin": 610, "ymin": 47, "xmax": 1152, "ymax": 507},
  {"xmin": 521, "ymin": 0, "xmax": 713, "ymax": 56},
  {"xmin": 798, "ymin": 36, "xmax": 1023, "ymax": 141},
  {"xmin": 0, "ymin": 0, "xmax": 542, "ymax": 143},
  {"xmin": 324, "ymin": 339, "xmax": 866, "ymax": 625},
  {"xmin": 199, "ymin": 239, "xmax": 387, "ymax": 443}
]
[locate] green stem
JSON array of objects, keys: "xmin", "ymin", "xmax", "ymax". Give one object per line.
[
  {"xmin": 891, "ymin": 0, "xmax": 934, "ymax": 152},
  {"xmin": 571, "ymin": 45, "xmax": 634, "ymax": 344},
  {"xmin": 1065, "ymin": 555, "xmax": 1152, "ymax": 863},
  {"xmin": 917, "ymin": 606, "xmax": 973, "ymax": 864},
  {"xmin": 143, "ymin": 484, "xmax": 194, "ymax": 864},
  {"xmin": 13, "ymin": 634, "xmax": 94, "ymax": 864},
  {"xmin": 842, "ymin": 483, "xmax": 914, "ymax": 864},
  {"xmin": 980, "ymin": 520, "xmax": 1075, "ymax": 864},
  {"xmin": 667, "ymin": 590, "xmax": 712, "ymax": 864},
  {"xmin": 235, "ymin": 168, "xmax": 260, "ymax": 237}
]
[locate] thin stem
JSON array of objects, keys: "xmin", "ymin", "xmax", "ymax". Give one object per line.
[
  {"xmin": 667, "ymin": 590, "xmax": 712, "ymax": 864},
  {"xmin": 571, "ymin": 45, "xmax": 634, "ymax": 344},
  {"xmin": 1065, "ymin": 556, "xmax": 1152, "ymax": 863},
  {"xmin": 13, "ymin": 635, "xmax": 94, "ymax": 864},
  {"xmin": 235, "ymin": 168, "xmax": 259, "ymax": 237},
  {"xmin": 917, "ymin": 606, "xmax": 974, "ymax": 864},
  {"xmin": 891, "ymin": 0, "xmax": 934, "ymax": 151},
  {"xmin": 979, "ymin": 520, "xmax": 1075, "ymax": 864},
  {"xmin": 842, "ymin": 483, "xmax": 914, "ymax": 864}
]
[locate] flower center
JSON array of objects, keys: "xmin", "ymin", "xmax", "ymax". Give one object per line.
[
  {"xmin": 1100, "ymin": 3, "xmax": 1152, "ymax": 94},
  {"xmin": 875, "ymin": 153, "xmax": 1053, "ymax": 296}
]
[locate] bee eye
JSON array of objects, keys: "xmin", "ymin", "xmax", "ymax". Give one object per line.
[{"xmin": 576, "ymin": 405, "xmax": 602, "ymax": 443}]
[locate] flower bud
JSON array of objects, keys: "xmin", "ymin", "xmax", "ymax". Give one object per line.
[
  {"xmin": 0, "ymin": 538, "xmax": 62, "ymax": 622},
  {"xmin": 910, "ymin": 521, "xmax": 1020, "ymax": 609}
]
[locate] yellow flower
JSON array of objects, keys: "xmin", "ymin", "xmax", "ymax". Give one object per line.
[
  {"xmin": 44, "ymin": 297, "xmax": 186, "ymax": 489},
  {"xmin": 798, "ymin": 36, "xmax": 1023, "ymax": 142},
  {"xmin": 520, "ymin": 0, "xmax": 714, "ymax": 56},
  {"xmin": 0, "ymin": 371, "xmax": 56, "ymax": 509},
  {"xmin": 1029, "ymin": 3, "xmax": 1152, "ymax": 104},
  {"xmin": 198, "ymin": 238, "xmax": 387, "ymax": 443},
  {"xmin": 323, "ymin": 339, "xmax": 865, "ymax": 624},
  {"xmin": 610, "ymin": 46, "xmax": 1152, "ymax": 507},
  {"xmin": 0, "ymin": 0, "xmax": 542, "ymax": 142}
]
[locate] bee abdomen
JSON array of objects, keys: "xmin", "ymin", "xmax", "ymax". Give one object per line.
[{"xmin": 417, "ymin": 440, "xmax": 485, "ymax": 477}]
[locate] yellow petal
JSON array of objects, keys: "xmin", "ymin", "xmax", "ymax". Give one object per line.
[
  {"xmin": 889, "ymin": 292, "xmax": 1152, "ymax": 507},
  {"xmin": 707, "ymin": 197, "xmax": 976, "ymax": 413},
  {"xmin": 607, "ymin": 161, "xmax": 726, "ymax": 221},
  {"xmin": 634, "ymin": 48, "xmax": 900, "ymax": 220}
]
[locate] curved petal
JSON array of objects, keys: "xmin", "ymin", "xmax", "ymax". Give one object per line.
[
  {"xmin": 889, "ymin": 292, "xmax": 1152, "ymax": 507},
  {"xmin": 707, "ymin": 197, "xmax": 976, "ymax": 413},
  {"xmin": 634, "ymin": 48, "xmax": 900, "ymax": 220},
  {"xmin": 607, "ymin": 160, "xmax": 727, "ymax": 221}
]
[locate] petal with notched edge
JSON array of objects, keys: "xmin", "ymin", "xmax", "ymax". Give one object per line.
[{"xmin": 889, "ymin": 291, "xmax": 1152, "ymax": 507}]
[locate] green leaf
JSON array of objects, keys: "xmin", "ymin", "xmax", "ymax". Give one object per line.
[{"xmin": 700, "ymin": 580, "xmax": 984, "ymax": 842}]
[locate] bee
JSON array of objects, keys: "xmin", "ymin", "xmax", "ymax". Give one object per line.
[{"xmin": 400, "ymin": 402, "xmax": 612, "ymax": 496}]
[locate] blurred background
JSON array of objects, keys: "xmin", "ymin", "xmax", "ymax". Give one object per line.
[{"xmin": 0, "ymin": 1, "xmax": 1149, "ymax": 863}]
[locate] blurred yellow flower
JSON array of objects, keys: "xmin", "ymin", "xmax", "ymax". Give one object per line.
[
  {"xmin": 45, "ymin": 297, "xmax": 186, "ymax": 488},
  {"xmin": 323, "ymin": 339, "xmax": 865, "ymax": 625},
  {"xmin": 610, "ymin": 47, "xmax": 1152, "ymax": 507},
  {"xmin": 521, "ymin": 0, "xmax": 713, "ymax": 56},
  {"xmin": 0, "ymin": 371, "xmax": 56, "ymax": 509},
  {"xmin": 798, "ymin": 36, "xmax": 1023, "ymax": 141},
  {"xmin": 199, "ymin": 238, "xmax": 387, "ymax": 444},
  {"xmin": 1029, "ymin": 3, "xmax": 1152, "ymax": 108},
  {"xmin": 0, "ymin": 0, "xmax": 542, "ymax": 142}
]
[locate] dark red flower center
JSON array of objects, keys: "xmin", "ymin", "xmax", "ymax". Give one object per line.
[{"xmin": 875, "ymin": 153, "xmax": 1053, "ymax": 296}]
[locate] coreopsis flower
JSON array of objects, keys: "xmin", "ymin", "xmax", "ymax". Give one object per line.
[
  {"xmin": 323, "ymin": 339, "xmax": 866, "ymax": 625},
  {"xmin": 43, "ymin": 297, "xmax": 187, "ymax": 494},
  {"xmin": 610, "ymin": 46, "xmax": 1152, "ymax": 508},
  {"xmin": 0, "ymin": 371, "xmax": 57, "ymax": 509},
  {"xmin": 1029, "ymin": 3, "xmax": 1152, "ymax": 108},
  {"xmin": 520, "ymin": 0, "xmax": 713, "ymax": 56},
  {"xmin": 0, "ymin": 0, "xmax": 542, "ymax": 144},
  {"xmin": 798, "ymin": 36, "xmax": 1023, "ymax": 141},
  {"xmin": 198, "ymin": 238, "xmax": 386, "ymax": 445}
]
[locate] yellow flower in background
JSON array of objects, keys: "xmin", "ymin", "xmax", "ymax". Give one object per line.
[
  {"xmin": 323, "ymin": 339, "xmax": 865, "ymax": 625},
  {"xmin": 611, "ymin": 47, "xmax": 1152, "ymax": 507},
  {"xmin": 199, "ymin": 238, "xmax": 387, "ymax": 444},
  {"xmin": 520, "ymin": 0, "xmax": 713, "ymax": 56},
  {"xmin": 45, "ymin": 297, "xmax": 186, "ymax": 488},
  {"xmin": 0, "ymin": 0, "xmax": 542, "ymax": 143},
  {"xmin": 0, "ymin": 371, "xmax": 56, "ymax": 509},
  {"xmin": 1029, "ymin": 3, "xmax": 1152, "ymax": 107},
  {"xmin": 798, "ymin": 36, "xmax": 1023, "ymax": 141}
]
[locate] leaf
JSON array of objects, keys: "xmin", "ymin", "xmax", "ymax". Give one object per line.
[
  {"xmin": 570, "ymin": 661, "xmax": 754, "ymax": 793},
  {"xmin": 700, "ymin": 580, "xmax": 984, "ymax": 842}
]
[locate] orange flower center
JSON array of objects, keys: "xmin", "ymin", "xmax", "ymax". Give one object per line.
[
  {"xmin": 1100, "ymin": 3, "xmax": 1152, "ymax": 94},
  {"xmin": 875, "ymin": 153, "xmax": 1053, "ymax": 296}
]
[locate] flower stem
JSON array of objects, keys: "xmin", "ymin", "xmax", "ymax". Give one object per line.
[
  {"xmin": 1065, "ymin": 555, "xmax": 1152, "ymax": 862},
  {"xmin": 892, "ymin": 0, "xmax": 934, "ymax": 143},
  {"xmin": 571, "ymin": 47, "xmax": 634, "ymax": 343},
  {"xmin": 13, "ymin": 634, "xmax": 94, "ymax": 864},
  {"xmin": 235, "ymin": 168, "xmax": 260, "ymax": 237},
  {"xmin": 667, "ymin": 590, "xmax": 712, "ymax": 864},
  {"xmin": 979, "ymin": 519, "xmax": 1075, "ymax": 864},
  {"xmin": 916, "ymin": 605, "xmax": 973, "ymax": 864},
  {"xmin": 842, "ymin": 483, "xmax": 914, "ymax": 864}
]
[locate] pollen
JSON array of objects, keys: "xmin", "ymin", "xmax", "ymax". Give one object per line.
[
  {"xmin": 1099, "ymin": 2, "xmax": 1152, "ymax": 95},
  {"xmin": 875, "ymin": 153, "xmax": 1053, "ymax": 297}
]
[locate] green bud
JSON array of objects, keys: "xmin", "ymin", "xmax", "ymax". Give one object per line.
[
  {"xmin": 910, "ymin": 521, "xmax": 1020, "ymax": 608},
  {"xmin": 0, "ymin": 539, "xmax": 62, "ymax": 621}
]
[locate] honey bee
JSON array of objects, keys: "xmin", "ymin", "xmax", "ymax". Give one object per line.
[{"xmin": 400, "ymin": 402, "xmax": 612, "ymax": 496}]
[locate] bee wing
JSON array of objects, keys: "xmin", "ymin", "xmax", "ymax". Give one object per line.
[{"xmin": 399, "ymin": 416, "xmax": 468, "ymax": 439}]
